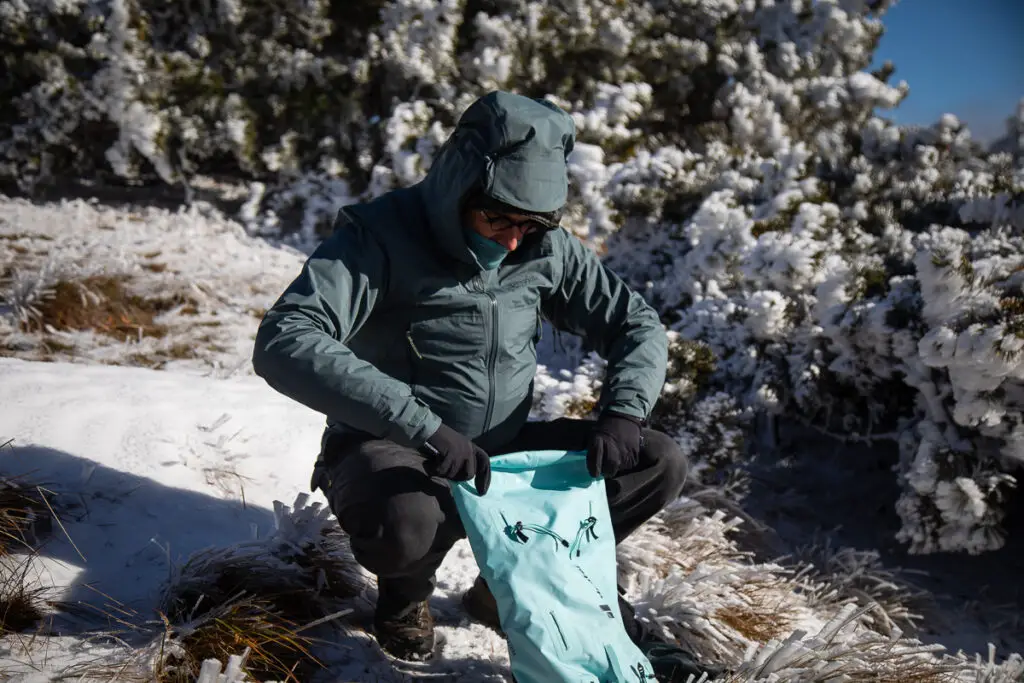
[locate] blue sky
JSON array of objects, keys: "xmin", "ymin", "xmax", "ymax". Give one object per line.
[{"xmin": 869, "ymin": 0, "xmax": 1024, "ymax": 141}]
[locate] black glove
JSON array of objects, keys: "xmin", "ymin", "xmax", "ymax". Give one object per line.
[
  {"xmin": 420, "ymin": 423, "xmax": 492, "ymax": 495},
  {"xmin": 586, "ymin": 412, "xmax": 644, "ymax": 478},
  {"xmin": 310, "ymin": 458, "xmax": 330, "ymax": 493}
]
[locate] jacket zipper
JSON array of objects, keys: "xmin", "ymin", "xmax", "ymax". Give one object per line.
[
  {"xmin": 483, "ymin": 292, "xmax": 498, "ymax": 432},
  {"xmin": 406, "ymin": 330, "xmax": 423, "ymax": 359},
  {"xmin": 406, "ymin": 330, "xmax": 422, "ymax": 391}
]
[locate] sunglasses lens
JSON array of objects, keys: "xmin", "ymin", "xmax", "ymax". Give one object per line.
[{"xmin": 481, "ymin": 211, "xmax": 550, "ymax": 234}]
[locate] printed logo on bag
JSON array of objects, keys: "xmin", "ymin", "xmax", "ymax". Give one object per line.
[
  {"xmin": 631, "ymin": 662, "xmax": 656, "ymax": 680},
  {"xmin": 574, "ymin": 564, "xmax": 606, "ymax": 601}
]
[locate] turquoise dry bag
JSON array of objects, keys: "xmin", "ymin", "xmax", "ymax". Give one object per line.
[{"xmin": 451, "ymin": 450, "xmax": 656, "ymax": 682}]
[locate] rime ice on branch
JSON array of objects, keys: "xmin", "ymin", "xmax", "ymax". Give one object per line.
[{"xmin": 2, "ymin": 0, "xmax": 1022, "ymax": 553}]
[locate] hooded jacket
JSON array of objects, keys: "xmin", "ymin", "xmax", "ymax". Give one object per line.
[{"xmin": 252, "ymin": 91, "xmax": 668, "ymax": 452}]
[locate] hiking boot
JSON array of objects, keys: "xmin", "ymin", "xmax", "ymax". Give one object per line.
[
  {"xmin": 373, "ymin": 586, "xmax": 436, "ymax": 661},
  {"xmin": 639, "ymin": 641, "xmax": 728, "ymax": 682},
  {"xmin": 462, "ymin": 575, "xmax": 504, "ymax": 634},
  {"xmin": 620, "ymin": 588, "xmax": 728, "ymax": 681}
]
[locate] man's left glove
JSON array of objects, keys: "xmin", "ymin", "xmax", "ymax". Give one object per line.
[{"xmin": 586, "ymin": 412, "xmax": 645, "ymax": 478}]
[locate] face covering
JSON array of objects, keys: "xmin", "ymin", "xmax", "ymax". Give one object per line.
[{"xmin": 465, "ymin": 229, "xmax": 510, "ymax": 270}]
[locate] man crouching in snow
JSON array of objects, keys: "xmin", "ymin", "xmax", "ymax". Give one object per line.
[{"xmin": 252, "ymin": 91, "xmax": 717, "ymax": 680}]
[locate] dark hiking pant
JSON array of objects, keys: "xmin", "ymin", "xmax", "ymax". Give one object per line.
[{"xmin": 319, "ymin": 418, "xmax": 689, "ymax": 610}]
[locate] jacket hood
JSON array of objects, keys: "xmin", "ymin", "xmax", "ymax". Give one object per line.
[{"xmin": 416, "ymin": 91, "xmax": 576, "ymax": 266}]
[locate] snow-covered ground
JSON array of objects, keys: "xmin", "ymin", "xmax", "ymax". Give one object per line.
[
  {"xmin": 2, "ymin": 195, "xmax": 1023, "ymax": 682},
  {"xmin": 0, "ymin": 355, "xmax": 512, "ymax": 682},
  {"xmin": 0, "ymin": 195, "xmax": 304, "ymax": 376}
]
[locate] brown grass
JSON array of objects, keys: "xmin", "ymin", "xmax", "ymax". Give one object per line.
[
  {"xmin": 151, "ymin": 523, "xmax": 368, "ymax": 681},
  {"xmin": 0, "ymin": 233, "xmax": 54, "ymax": 241},
  {"xmin": 0, "ymin": 558, "xmax": 45, "ymax": 636},
  {"xmin": 563, "ymin": 396, "xmax": 598, "ymax": 418},
  {"xmin": 0, "ymin": 472, "xmax": 49, "ymax": 636},
  {"xmin": 19, "ymin": 275, "xmax": 199, "ymax": 341},
  {"xmin": 714, "ymin": 593, "xmax": 795, "ymax": 644},
  {"xmin": 127, "ymin": 343, "xmax": 201, "ymax": 369},
  {"xmin": 38, "ymin": 338, "xmax": 75, "ymax": 354},
  {"xmin": 0, "ymin": 479, "xmax": 55, "ymax": 555},
  {"xmin": 155, "ymin": 597, "xmax": 319, "ymax": 683},
  {"xmin": 292, "ymin": 525, "xmax": 368, "ymax": 603},
  {"xmin": 165, "ymin": 550, "xmax": 361, "ymax": 629}
]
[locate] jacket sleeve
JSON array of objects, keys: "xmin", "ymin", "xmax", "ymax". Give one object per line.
[
  {"xmin": 541, "ymin": 232, "xmax": 668, "ymax": 421},
  {"xmin": 251, "ymin": 220, "xmax": 442, "ymax": 448}
]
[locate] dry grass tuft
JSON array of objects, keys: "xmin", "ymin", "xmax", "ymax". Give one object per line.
[
  {"xmin": 0, "ymin": 233, "xmax": 54, "ymax": 242},
  {"xmin": 155, "ymin": 595, "xmax": 319, "ymax": 683},
  {"xmin": 162, "ymin": 526, "xmax": 366, "ymax": 629},
  {"xmin": 0, "ymin": 470, "xmax": 64, "ymax": 637},
  {"xmin": 563, "ymin": 396, "xmax": 598, "ymax": 418},
  {"xmin": 149, "ymin": 508, "xmax": 369, "ymax": 683},
  {"xmin": 291, "ymin": 525, "xmax": 368, "ymax": 602},
  {"xmin": 721, "ymin": 604, "xmax": 969, "ymax": 683},
  {"xmin": 784, "ymin": 540, "xmax": 933, "ymax": 637},
  {"xmin": 18, "ymin": 275, "xmax": 196, "ymax": 341},
  {"xmin": 714, "ymin": 587, "xmax": 796, "ymax": 643},
  {"xmin": 0, "ymin": 476, "xmax": 56, "ymax": 554},
  {"xmin": 127, "ymin": 343, "xmax": 202, "ymax": 369},
  {"xmin": 0, "ymin": 557, "xmax": 45, "ymax": 635}
]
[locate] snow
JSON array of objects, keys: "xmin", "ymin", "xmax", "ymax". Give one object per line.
[
  {"xmin": 3, "ymin": 0, "xmax": 1024, "ymax": 677},
  {"xmin": 0, "ymin": 356, "xmax": 510, "ymax": 682},
  {"xmin": 0, "ymin": 196, "xmax": 306, "ymax": 376},
  {"xmin": 2, "ymin": 196, "xmax": 1023, "ymax": 682}
]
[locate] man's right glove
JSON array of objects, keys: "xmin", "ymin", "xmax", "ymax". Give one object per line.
[
  {"xmin": 420, "ymin": 423, "xmax": 491, "ymax": 495},
  {"xmin": 586, "ymin": 412, "xmax": 644, "ymax": 479}
]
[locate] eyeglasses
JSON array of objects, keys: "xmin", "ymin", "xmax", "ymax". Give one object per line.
[{"xmin": 479, "ymin": 210, "xmax": 549, "ymax": 236}]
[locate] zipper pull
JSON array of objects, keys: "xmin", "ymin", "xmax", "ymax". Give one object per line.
[{"xmin": 406, "ymin": 330, "xmax": 423, "ymax": 359}]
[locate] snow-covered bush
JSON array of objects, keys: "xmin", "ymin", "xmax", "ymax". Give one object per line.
[
  {"xmin": 4, "ymin": 0, "xmax": 1023, "ymax": 554},
  {"xmin": 615, "ymin": 496, "xmax": 991, "ymax": 681}
]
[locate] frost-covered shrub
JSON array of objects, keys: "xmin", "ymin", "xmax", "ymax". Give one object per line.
[
  {"xmin": 2, "ymin": 0, "xmax": 386, "ymax": 218},
  {"xmin": 531, "ymin": 334, "xmax": 749, "ymax": 487},
  {"xmin": 6, "ymin": 0, "xmax": 1024, "ymax": 553},
  {"xmin": 615, "ymin": 498, "xmax": 983, "ymax": 681},
  {"xmin": 601, "ymin": 115, "xmax": 1024, "ymax": 554}
]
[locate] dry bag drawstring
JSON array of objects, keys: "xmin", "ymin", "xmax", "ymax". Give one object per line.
[
  {"xmin": 569, "ymin": 502, "xmax": 600, "ymax": 558},
  {"xmin": 520, "ymin": 522, "xmax": 570, "ymax": 550},
  {"xmin": 501, "ymin": 511, "xmax": 570, "ymax": 550}
]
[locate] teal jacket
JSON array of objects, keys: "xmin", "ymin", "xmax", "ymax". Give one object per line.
[{"xmin": 252, "ymin": 91, "xmax": 668, "ymax": 451}]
